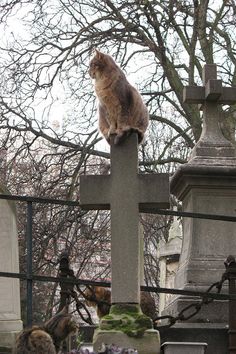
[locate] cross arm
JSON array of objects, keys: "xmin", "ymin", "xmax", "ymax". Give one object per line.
[
  {"xmin": 183, "ymin": 82, "xmax": 236, "ymax": 105},
  {"xmin": 138, "ymin": 173, "xmax": 170, "ymax": 212},
  {"xmin": 220, "ymin": 87, "xmax": 236, "ymax": 104},
  {"xmin": 80, "ymin": 175, "xmax": 110, "ymax": 210},
  {"xmin": 183, "ymin": 80, "xmax": 222, "ymax": 103},
  {"xmin": 183, "ymin": 86, "xmax": 205, "ymax": 104}
]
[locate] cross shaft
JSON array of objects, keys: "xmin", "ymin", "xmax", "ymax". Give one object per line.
[{"xmin": 80, "ymin": 133, "xmax": 169, "ymax": 304}]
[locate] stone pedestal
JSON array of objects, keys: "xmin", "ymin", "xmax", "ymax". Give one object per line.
[
  {"xmin": 93, "ymin": 304, "xmax": 160, "ymax": 354},
  {"xmin": 0, "ymin": 186, "xmax": 22, "ymax": 351},
  {"xmin": 164, "ymin": 160, "xmax": 236, "ymax": 323},
  {"xmin": 94, "ymin": 330, "xmax": 160, "ymax": 354}
]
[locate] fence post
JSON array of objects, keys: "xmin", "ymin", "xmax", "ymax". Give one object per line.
[
  {"xmin": 26, "ymin": 201, "xmax": 33, "ymax": 327},
  {"xmin": 225, "ymin": 255, "xmax": 236, "ymax": 354},
  {"xmin": 58, "ymin": 250, "xmax": 74, "ymax": 312}
]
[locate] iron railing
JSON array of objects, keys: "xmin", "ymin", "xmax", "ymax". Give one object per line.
[{"xmin": 0, "ymin": 193, "xmax": 236, "ymax": 330}]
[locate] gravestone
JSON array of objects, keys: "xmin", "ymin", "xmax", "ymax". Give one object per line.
[
  {"xmin": 80, "ymin": 133, "xmax": 169, "ymax": 354},
  {"xmin": 162, "ymin": 64, "xmax": 236, "ymax": 354},
  {"xmin": 0, "ymin": 186, "xmax": 22, "ymax": 352}
]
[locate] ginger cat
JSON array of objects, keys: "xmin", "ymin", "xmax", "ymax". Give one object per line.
[
  {"xmin": 89, "ymin": 49, "xmax": 149, "ymax": 145},
  {"xmin": 84, "ymin": 286, "xmax": 157, "ymax": 320}
]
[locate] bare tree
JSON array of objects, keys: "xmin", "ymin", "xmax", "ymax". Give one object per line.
[{"xmin": 1, "ymin": 0, "xmax": 235, "ymax": 175}]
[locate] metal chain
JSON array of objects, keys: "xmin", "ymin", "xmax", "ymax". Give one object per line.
[{"xmin": 154, "ymin": 271, "xmax": 228, "ymax": 329}]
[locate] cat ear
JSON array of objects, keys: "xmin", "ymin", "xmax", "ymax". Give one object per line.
[{"xmin": 95, "ymin": 49, "xmax": 103, "ymax": 59}]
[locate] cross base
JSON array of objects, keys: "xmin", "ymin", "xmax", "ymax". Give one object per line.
[
  {"xmin": 93, "ymin": 329, "xmax": 160, "ymax": 354},
  {"xmin": 94, "ymin": 329, "xmax": 160, "ymax": 354},
  {"xmin": 93, "ymin": 304, "xmax": 160, "ymax": 353},
  {"xmin": 99, "ymin": 304, "xmax": 153, "ymax": 335}
]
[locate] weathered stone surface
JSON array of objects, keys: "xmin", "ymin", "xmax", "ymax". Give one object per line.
[
  {"xmin": 80, "ymin": 133, "xmax": 169, "ymax": 353},
  {"xmin": 163, "ymin": 64, "xmax": 236, "ymax": 332},
  {"xmin": 0, "ymin": 185, "xmax": 22, "ymax": 349},
  {"xmin": 80, "ymin": 133, "xmax": 169, "ymax": 304},
  {"xmin": 164, "ymin": 163, "xmax": 236, "ymax": 322},
  {"xmin": 93, "ymin": 329, "xmax": 160, "ymax": 354},
  {"xmin": 76, "ymin": 323, "xmax": 228, "ymax": 354},
  {"xmin": 161, "ymin": 64, "xmax": 236, "ymax": 353},
  {"xmin": 183, "ymin": 64, "xmax": 236, "ymax": 159}
]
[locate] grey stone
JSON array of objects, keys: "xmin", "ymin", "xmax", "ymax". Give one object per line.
[
  {"xmin": 93, "ymin": 329, "xmax": 160, "ymax": 354},
  {"xmin": 0, "ymin": 185, "xmax": 22, "ymax": 349},
  {"xmin": 80, "ymin": 133, "xmax": 169, "ymax": 353},
  {"xmin": 165, "ymin": 163, "xmax": 236, "ymax": 323},
  {"xmin": 162, "ymin": 65, "xmax": 236, "ymax": 350},
  {"xmin": 183, "ymin": 64, "xmax": 236, "ymax": 159},
  {"xmin": 80, "ymin": 133, "xmax": 169, "ymax": 304}
]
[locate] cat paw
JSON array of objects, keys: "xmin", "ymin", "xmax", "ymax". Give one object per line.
[
  {"xmin": 108, "ymin": 126, "xmax": 117, "ymax": 136},
  {"xmin": 114, "ymin": 129, "xmax": 132, "ymax": 145},
  {"xmin": 114, "ymin": 128, "xmax": 143, "ymax": 145}
]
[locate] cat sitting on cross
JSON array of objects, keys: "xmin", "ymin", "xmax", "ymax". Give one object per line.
[{"xmin": 89, "ymin": 49, "xmax": 149, "ymax": 145}]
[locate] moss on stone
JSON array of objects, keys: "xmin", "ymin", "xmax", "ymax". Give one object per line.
[
  {"xmin": 135, "ymin": 314, "xmax": 153, "ymax": 328},
  {"xmin": 103, "ymin": 315, "xmax": 113, "ymax": 320},
  {"xmin": 99, "ymin": 306, "xmax": 153, "ymax": 338},
  {"xmin": 0, "ymin": 347, "xmax": 12, "ymax": 353},
  {"xmin": 110, "ymin": 304, "xmax": 140, "ymax": 316}
]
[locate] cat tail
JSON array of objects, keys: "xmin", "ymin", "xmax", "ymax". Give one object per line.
[{"xmin": 114, "ymin": 127, "xmax": 144, "ymax": 145}]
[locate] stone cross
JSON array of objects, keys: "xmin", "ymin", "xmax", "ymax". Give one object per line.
[
  {"xmin": 183, "ymin": 64, "xmax": 236, "ymax": 157},
  {"xmin": 80, "ymin": 133, "xmax": 169, "ymax": 304}
]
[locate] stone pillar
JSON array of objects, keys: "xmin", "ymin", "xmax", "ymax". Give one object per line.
[
  {"xmin": 165, "ymin": 162, "xmax": 236, "ymax": 322},
  {"xmin": 0, "ymin": 186, "xmax": 22, "ymax": 352}
]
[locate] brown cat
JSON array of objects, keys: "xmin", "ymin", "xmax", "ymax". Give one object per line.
[
  {"xmin": 89, "ymin": 49, "xmax": 149, "ymax": 145},
  {"xmin": 14, "ymin": 326, "xmax": 56, "ymax": 354},
  {"xmin": 84, "ymin": 286, "xmax": 157, "ymax": 320},
  {"xmin": 14, "ymin": 305, "xmax": 77, "ymax": 354},
  {"xmin": 84, "ymin": 286, "xmax": 111, "ymax": 319},
  {"xmin": 44, "ymin": 305, "xmax": 77, "ymax": 351}
]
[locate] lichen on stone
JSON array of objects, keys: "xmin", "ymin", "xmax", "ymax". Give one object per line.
[{"xmin": 99, "ymin": 304, "xmax": 153, "ymax": 338}]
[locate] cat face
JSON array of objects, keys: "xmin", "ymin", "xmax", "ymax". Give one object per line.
[{"xmin": 89, "ymin": 50, "xmax": 106, "ymax": 79}]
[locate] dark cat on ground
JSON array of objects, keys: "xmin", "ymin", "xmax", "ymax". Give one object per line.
[
  {"xmin": 14, "ymin": 326, "xmax": 56, "ymax": 354},
  {"xmin": 14, "ymin": 305, "xmax": 77, "ymax": 354}
]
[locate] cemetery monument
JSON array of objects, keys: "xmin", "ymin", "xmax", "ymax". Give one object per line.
[{"xmin": 161, "ymin": 64, "xmax": 236, "ymax": 353}]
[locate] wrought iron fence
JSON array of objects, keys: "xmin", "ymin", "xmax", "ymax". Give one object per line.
[{"xmin": 0, "ymin": 193, "xmax": 236, "ymax": 331}]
